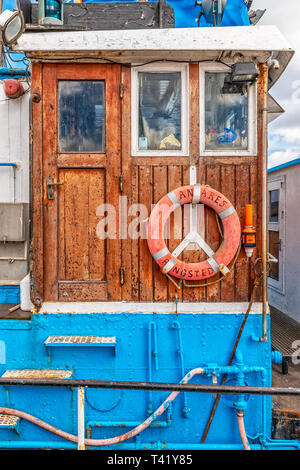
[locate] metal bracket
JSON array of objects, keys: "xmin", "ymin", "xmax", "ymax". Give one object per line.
[{"xmin": 46, "ymin": 177, "xmax": 64, "ymax": 200}]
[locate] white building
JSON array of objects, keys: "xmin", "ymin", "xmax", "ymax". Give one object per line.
[{"xmin": 268, "ymin": 158, "xmax": 300, "ymax": 322}]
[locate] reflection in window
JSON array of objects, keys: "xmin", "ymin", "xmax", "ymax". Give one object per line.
[
  {"xmin": 138, "ymin": 72, "xmax": 181, "ymax": 151},
  {"xmin": 58, "ymin": 81, "xmax": 105, "ymax": 153},
  {"xmin": 268, "ymin": 231, "xmax": 280, "ymax": 280},
  {"xmin": 205, "ymin": 72, "xmax": 248, "ymax": 150},
  {"xmin": 269, "ymin": 189, "xmax": 279, "ymax": 222}
]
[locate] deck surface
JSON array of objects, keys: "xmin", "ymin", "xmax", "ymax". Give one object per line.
[
  {"xmin": 271, "ymin": 306, "xmax": 300, "ymax": 357},
  {"xmin": 0, "ymin": 304, "xmax": 31, "ymax": 320}
]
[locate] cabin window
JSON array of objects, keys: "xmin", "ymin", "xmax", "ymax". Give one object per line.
[
  {"xmin": 58, "ymin": 81, "xmax": 105, "ymax": 153},
  {"xmin": 199, "ymin": 65, "xmax": 256, "ymax": 156},
  {"xmin": 269, "ymin": 189, "xmax": 279, "ymax": 222},
  {"xmin": 268, "ymin": 178, "xmax": 285, "ymax": 294},
  {"xmin": 205, "ymin": 73, "xmax": 248, "ymax": 150},
  {"xmin": 131, "ymin": 64, "xmax": 189, "ymax": 156}
]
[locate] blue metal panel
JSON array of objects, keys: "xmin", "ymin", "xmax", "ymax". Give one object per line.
[
  {"xmin": 0, "ymin": 312, "xmax": 279, "ymax": 448},
  {"xmin": 0, "ymin": 286, "xmax": 20, "ymax": 304}
]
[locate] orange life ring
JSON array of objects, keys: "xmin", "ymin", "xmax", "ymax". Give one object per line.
[{"xmin": 147, "ymin": 184, "xmax": 241, "ymax": 281}]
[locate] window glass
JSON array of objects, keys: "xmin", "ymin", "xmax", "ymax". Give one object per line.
[
  {"xmin": 205, "ymin": 72, "xmax": 248, "ymax": 150},
  {"xmin": 138, "ymin": 72, "xmax": 181, "ymax": 151},
  {"xmin": 269, "ymin": 189, "xmax": 279, "ymax": 222},
  {"xmin": 268, "ymin": 231, "xmax": 280, "ymax": 280},
  {"xmin": 58, "ymin": 81, "xmax": 105, "ymax": 153}
]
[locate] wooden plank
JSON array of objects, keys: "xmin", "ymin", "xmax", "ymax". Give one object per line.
[
  {"xmin": 88, "ymin": 170, "xmax": 106, "ymax": 280},
  {"xmin": 167, "ymin": 165, "xmax": 183, "ymax": 302},
  {"xmin": 57, "ymin": 154, "xmax": 106, "ymax": 168},
  {"xmin": 235, "ymin": 164, "xmax": 250, "ymax": 302},
  {"xmin": 42, "ymin": 64, "xmax": 58, "ymax": 301},
  {"xmin": 105, "ymin": 65, "xmax": 122, "ymax": 301},
  {"xmin": 63, "ymin": 170, "xmax": 90, "ymax": 281},
  {"xmin": 220, "ymin": 165, "xmax": 236, "ymax": 302},
  {"xmin": 153, "ymin": 166, "xmax": 168, "ymax": 302},
  {"xmin": 130, "ymin": 165, "xmax": 140, "ymax": 301},
  {"xmin": 120, "ymin": 65, "xmax": 133, "ymax": 301},
  {"xmin": 58, "ymin": 282, "xmax": 107, "ymax": 302},
  {"xmin": 31, "ymin": 63, "xmax": 44, "ymax": 306},
  {"xmin": 139, "ymin": 165, "xmax": 153, "ymax": 301},
  {"xmin": 206, "ymin": 164, "xmax": 221, "ymax": 302}
]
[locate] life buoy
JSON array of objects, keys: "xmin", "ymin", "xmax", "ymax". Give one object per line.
[{"xmin": 147, "ymin": 184, "xmax": 241, "ymax": 281}]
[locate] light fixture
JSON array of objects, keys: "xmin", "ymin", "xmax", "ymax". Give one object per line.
[
  {"xmin": 200, "ymin": 0, "xmax": 228, "ymax": 26},
  {"xmin": 0, "ymin": 9, "xmax": 25, "ymax": 47},
  {"xmin": 38, "ymin": 0, "xmax": 63, "ymax": 26},
  {"xmin": 231, "ymin": 62, "xmax": 259, "ymax": 83}
]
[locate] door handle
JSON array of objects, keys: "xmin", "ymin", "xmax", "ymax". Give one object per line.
[{"xmin": 46, "ymin": 176, "xmax": 64, "ymax": 200}]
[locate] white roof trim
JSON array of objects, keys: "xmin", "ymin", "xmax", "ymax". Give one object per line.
[{"xmin": 13, "ymin": 25, "xmax": 293, "ymax": 54}]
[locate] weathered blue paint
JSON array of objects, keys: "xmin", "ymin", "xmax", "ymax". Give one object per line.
[
  {"xmin": 0, "ymin": 312, "xmax": 280, "ymax": 449},
  {"xmin": 0, "ymin": 286, "xmax": 20, "ymax": 304}
]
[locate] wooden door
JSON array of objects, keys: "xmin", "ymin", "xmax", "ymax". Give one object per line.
[{"xmin": 40, "ymin": 64, "xmax": 121, "ymax": 302}]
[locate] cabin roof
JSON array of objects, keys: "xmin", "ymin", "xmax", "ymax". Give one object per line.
[
  {"xmin": 13, "ymin": 25, "xmax": 294, "ymax": 89},
  {"xmin": 268, "ymin": 158, "xmax": 300, "ymax": 174}
]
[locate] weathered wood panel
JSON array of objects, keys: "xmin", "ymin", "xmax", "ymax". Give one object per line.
[
  {"xmin": 120, "ymin": 63, "xmax": 262, "ymax": 304},
  {"xmin": 33, "ymin": 62, "xmax": 263, "ymax": 304},
  {"xmin": 58, "ymin": 169, "xmax": 106, "ymax": 282},
  {"xmin": 30, "ymin": 2, "xmax": 175, "ymax": 30}
]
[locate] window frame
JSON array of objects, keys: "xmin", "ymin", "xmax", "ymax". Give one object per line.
[
  {"xmin": 131, "ymin": 63, "xmax": 189, "ymax": 157},
  {"xmin": 199, "ymin": 63, "xmax": 257, "ymax": 157},
  {"xmin": 268, "ymin": 176, "xmax": 286, "ymax": 295}
]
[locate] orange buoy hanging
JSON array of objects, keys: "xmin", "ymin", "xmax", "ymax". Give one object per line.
[{"xmin": 147, "ymin": 184, "xmax": 241, "ymax": 281}]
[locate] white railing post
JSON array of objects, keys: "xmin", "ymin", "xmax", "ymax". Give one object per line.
[{"xmin": 77, "ymin": 386, "xmax": 85, "ymax": 450}]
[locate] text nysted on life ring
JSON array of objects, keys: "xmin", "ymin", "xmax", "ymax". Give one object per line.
[{"xmin": 147, "ymin": 185, "xmax": 241, "ymax": 281}]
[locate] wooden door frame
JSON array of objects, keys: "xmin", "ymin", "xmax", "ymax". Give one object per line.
[{"xmin": 31, "ymin": 63, "xmax": 122, "ymax": 305}]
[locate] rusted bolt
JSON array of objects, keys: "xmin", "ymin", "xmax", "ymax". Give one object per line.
[{"xmin": 31, "ymin": 92, "xmax": 41, "ymax": 103}]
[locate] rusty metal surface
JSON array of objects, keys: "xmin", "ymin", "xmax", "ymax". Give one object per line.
[
  {"xmin": 0, "ymin": 414, "xmax": 19, "ymax": 426},
  {"xmin": 272, "ymin": 409, "xmax": 300, "ymax": 440},
  {"xmin": 271, "ymin": 306, "xmax": 300, "ymax": 356},
  {"xmin": 0, "ymin": 377, "xmax": 298, "ymax": 396},
  {"xmin": 2, "ymin": 369, "xmax": 73, "ymax": 379}
]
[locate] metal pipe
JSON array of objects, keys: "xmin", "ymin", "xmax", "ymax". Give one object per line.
[
  {"xmin": 0, "ymin": 441, "xmax": 299, "ymax": 451},
  {"xmin": 237, "ymin": 410, "xmax": 251, "ymax": 450},
  {"xmin": 77, "ymin": 386, "xmax": 85, "ymax": 450},
  {"xmin": 0, "ymin": 368, "xmax": 205, "ymax": 447},
  {"xmin": 260, "ymin": 63, "xmax": 269, "ymax": 342},
  {"xmin": 0, "ymin": 163, "xmax": 17, "ymax": 167},
  {"xmin": 0, "ymin": 377, "xmax": 299, "ymax": 396},
  {"xmin": 0, "ymin": 441, "xmax": 77, "ymax": 449}
]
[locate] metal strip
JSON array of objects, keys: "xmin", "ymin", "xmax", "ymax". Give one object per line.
[
  {"xmin": 162, "ymin": 259, "xmax": 177, "ymax": 274},
  {"xmin": 153, "ymin": 246, "xmax": 170, "ymax": 261},
  {"xmin": 167, "ymin": 191, "xmax": 181, "ymax": 209},
  {"xmin": 77, "ymin": 387, "xmax": 85, "ymax": 451},
  {"xmin": 219, "ymin": 205, "xmax": 235, "ymax": 220},
  {"xmin": 192, "ymin": 184, "xmax": 201, "ymax": 204},
  {"xmin": 207, "ymin": 257, "xmax": 219, "ymax": 273}
]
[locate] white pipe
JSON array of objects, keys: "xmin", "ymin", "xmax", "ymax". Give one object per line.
[{"xmin": 77, "ymin": 387, "xmax": 85, "ymax": 450}]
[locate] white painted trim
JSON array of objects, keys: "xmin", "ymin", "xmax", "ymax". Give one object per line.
[
  {"xmin": 199, "ymin": 63, "xmax": 257, "ymax": 157},
  {"xmin": 13, "ymin": 26, "xmax": 293, "ymax": 55},
  {"xmin": 131, "ymin": 63, "xmax": 189, "ymax": 157},
  {"xmin": 37, "ymin": 301, "xmax": 266, "ymax": 315}
]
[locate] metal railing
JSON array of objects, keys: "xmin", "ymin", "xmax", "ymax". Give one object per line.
[{"xmin": 0, "ymin": 377, "xmax": 300, "ymax": 450}]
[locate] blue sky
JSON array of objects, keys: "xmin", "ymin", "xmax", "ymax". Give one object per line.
[{"xmin": 255, "ymin": 0, "xmax": 300, "ymax": 168}]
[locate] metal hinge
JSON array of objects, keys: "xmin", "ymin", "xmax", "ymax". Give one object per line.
[
  {"xmin": 120, "ymin": 267, "xmax": 124, "ymax": 285},
  {"xmin": 119, "ymin": 174, "xmax": 124, "ymax": 193},
  {"xmin": 119, "ymin": 82, "xmax": 124, "ymax": 99}
]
